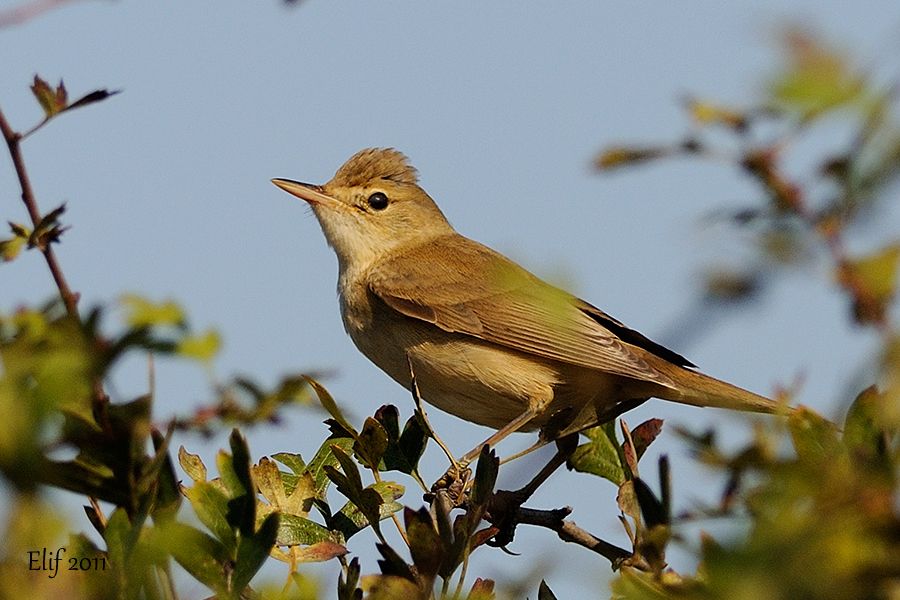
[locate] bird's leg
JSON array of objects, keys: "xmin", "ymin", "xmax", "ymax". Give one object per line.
[
  {"xmin": 457, "ymin": 407, "xmax": 538, "ymax": 467},
  {"xmin": 485, "ymin": 433, "xmax": 579, "ymax": 548},
  {"xmin": 430, "ymin": 407, "xmax": 537, "ymax": 506},
  {"xmin": 405, "ymin": 355, "xmax": 459, "ymax": 469},
  {"xmin": 406, "ymin": 355, "xmax": 475, "ymax": 504},
  {"xmin": 499, "ymin": 438, "xmax": 550, "ymax": 465}
]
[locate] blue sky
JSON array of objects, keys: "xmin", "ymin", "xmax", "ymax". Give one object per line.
[{"xmin": 2, "ymin": 2, "xmax": 899, "ymax": 597}]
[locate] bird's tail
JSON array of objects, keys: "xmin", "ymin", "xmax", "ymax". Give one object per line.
[{"xmin": 656, "ymin": 363, "xmax": 790, "ymax": 414}]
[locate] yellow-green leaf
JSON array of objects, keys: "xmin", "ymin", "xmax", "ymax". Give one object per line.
[
  {"xmin": 687, "ymin": 98, "xmax": 747, "ymax": 131},
  {"xmin": 769, "ymin": 29, "xmax": 867, "ymax": 117},
  {"xmin": 121, "ymin": 294, "xmax": 186, "ymax": 328},
  {"xmin": 846, "ymin": 244, "xmax": 900, "ymax": 302},
  {"xmin": 1, "ymin": 222, "xmax": 30, "ymax": 263},
  {"xmin": 176, "ymin": 329, "xmax": 221, "ymax": 362},
  {"xmin": 179, "ymin": 446, "xmax": 207, "ymax": 482},
  {"xmin": 568, "ymin": 422, "xmax": 626, "ymax": 485},
  {"xmin": 30, "ymin": 75, "xmax": 68, "ymax": 118},
  {"xmin": 0, "ymin": 236, "xmax": 26, "ymax": 262}
]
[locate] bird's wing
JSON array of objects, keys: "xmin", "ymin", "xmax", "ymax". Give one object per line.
[{"xmin": 367, "ymin": 235, "xmax": 690, "ymax": 389}]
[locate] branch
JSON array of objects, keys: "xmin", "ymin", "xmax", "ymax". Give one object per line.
[
  {"xmin": 0, "ymin": 104, "xmax": 109, "ymax": 421},
  {"xmin": 0, "ymin": 0, "xmax": 86, "ymax": 29},
  {"xmin": 527, "ymin": 506, "xmax": 634, "ymax": 567},
  {"xmin": 485, "ymin": 502, "xmax": 635, "ymax": 569},
  {"xmin": 0, "ymin": 106, "xmax": 80, "ymax": 318}
]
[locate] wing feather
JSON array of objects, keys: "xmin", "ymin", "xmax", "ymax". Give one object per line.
[{"xmin": 368, "ymin": 234, "xmax": 685, "ymax": 388}]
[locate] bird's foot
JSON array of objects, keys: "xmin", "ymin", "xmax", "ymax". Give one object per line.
[{"xmin": 426, "ymin": 462, "xmax": 472, "ymax": 508}]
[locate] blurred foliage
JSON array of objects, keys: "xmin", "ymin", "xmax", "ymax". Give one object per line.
[
  {"xmin": 597, "ymin": 28, "xmax": 900, "ymax": 329},
  {"xmin": 0, "ymin": 23, "xmax": 898, "ymax": 600},
  {"xmin": 593, "ymin": 26, "xmax": 900, "ymax": 600},
  {"xmin": 612, "ymin": 389, "xmax": 900, "ymax": 599}
]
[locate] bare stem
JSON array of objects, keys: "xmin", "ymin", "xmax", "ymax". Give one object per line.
[
  {"xmin": 511, "ymin": 506, "xmax": 634, "ymax": 568},
  {"xmin": 0, "ymin": 106, "xmax": 80, "ymax": 318}
]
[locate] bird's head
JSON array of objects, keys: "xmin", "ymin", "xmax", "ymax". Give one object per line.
[{"xmin": 272, "ymin": 148, "xmax": 453, "ymax": 271}]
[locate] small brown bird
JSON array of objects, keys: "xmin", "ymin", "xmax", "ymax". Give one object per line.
[{"xmin": 273, "ymin": 148, "xmax": 782, "ymax": 460}]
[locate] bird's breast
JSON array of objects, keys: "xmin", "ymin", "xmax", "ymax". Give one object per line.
[{"xmin": 336, "ymin": 278, "xmax": 567, "ymax": 429}]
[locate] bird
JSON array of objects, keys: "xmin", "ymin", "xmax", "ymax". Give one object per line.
[{"xmin": 272, "ymin": 148, "xmax": 784, "ymax": 463}]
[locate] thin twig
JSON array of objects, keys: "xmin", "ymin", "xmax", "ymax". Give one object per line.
[{"xmin": 0, "ymin": 107, "xmax": 80, "ymax": 318}]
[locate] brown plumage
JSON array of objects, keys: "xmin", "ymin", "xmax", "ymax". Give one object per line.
[
  {"xmin": 330, "ymin": 148, "xmax": 419, "ymax": 188},
  {"xmin": 272, "ymin": 148, "xmax": 786, "ymax": 442}
]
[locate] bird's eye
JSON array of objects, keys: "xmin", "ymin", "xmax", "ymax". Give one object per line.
[{"xmin": 367, "ymin": 192, "xmax": 389, "ymax": 211}]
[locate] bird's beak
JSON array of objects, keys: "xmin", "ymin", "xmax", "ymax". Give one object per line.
[{"xmin": 271, "ymin": 178, "xmax": 335, "ymax": 206}]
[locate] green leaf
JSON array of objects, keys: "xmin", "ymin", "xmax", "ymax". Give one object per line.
[
  {"xmin": 28, "ymin": 203, "xmax": 68, "ymax": 251},
  {"xmin": 769, "ymin": 29, "xmax": 869, "ymax": 117},
  {"xmin": 686, "ymin": 98, "xmax": 748, "ymax": 131},
  {"xmin": 176, "ymin": 328, "xmax": 221, "ymax": 362},
  {"xmin": 354, "ymin": 416, "xmax": 389, "ymax": 470},
  {"xmin": 568, "ymin": 421, "xmax": 626, "ymax": 485},
  {"xmin": 851, "ymin": 244, "xmax": 900, "ymax": 300},
  {"xmin": 275, "ymin": 513, "xmax": 337, "ymax": 546},
  {"xmin": 29, "ymin": 76, "xmax": 119, "ymax": 120},
  {"xmin": 179, "ymin": 446, "xmax": 207, "ymax": 482},
  {"xmin": 328, "ymin": 445, "xmax": 364, "ymax": 496},
  {"xmin": 151, "ymin": 521, "xmax": 230, "ymax": 597},
  {"xmin": 120, "ymin": 294, "xmax": 186, "ymax": 329},
  {"xmin": 233, "ymin": 512, "xmax": 279, "ymax": 592},
  {"xmin": 375, "ymin": 405, "xmax": 428, "ymax": 475},
  {"xmin": 31, "ymin": 75, "xmax": 67, "ymax": 117},
  {"xmin": 272, "ymin": 451, "xmax": 306, "ymax": 475},
  {"xmin": 843, "ymin": 385, "xmax": 887, "ymax": 461},
  {"xmin": 326, "ymin": 446, "xmax": 384, "ymax": 538},
  {"xmin": 331, "ymin": 480, "xmax": 404, "ymax": 540},
  {"xmin": 405, "ymin": 506, "xmax": 442, "ymax": 580},
  {"xmin": 789, "ymin": 407, "xmax": 842, "ymax": 461},
  {"xmin": 184, "ymin": 481, "xmax": 235, "ymax": 549},
  {"xmin": 306, "ymin": 435, "xmax": 354, "ymax": 500},
  {"xmin": 0, "ymin": 230, "xmax": 26, "ymax": 262},
  {"xmin": 150, "ymin": 429, "xmax": 182, "ymax": 522},
  {"xmin": 303, "ymin": 376, "xmax": 357, "ymax": 437},
  {"xmin": 609, "ymin": 568, "xmax": 670, "ymax": 599},
  {"xmin": 103, "ymin": 507, "xmax": 137, "ymax": 566}
]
